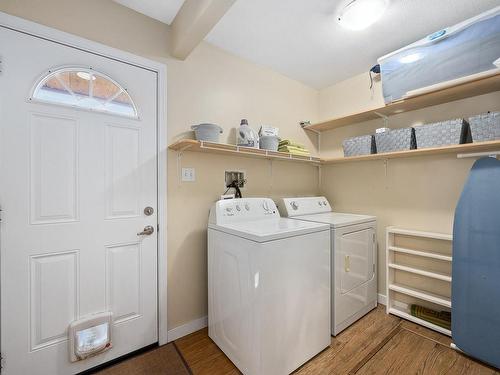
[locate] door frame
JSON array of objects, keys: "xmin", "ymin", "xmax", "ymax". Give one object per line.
[{"xmin": 0, "ymin": 12, "xmax": 170, "ymax": 345}]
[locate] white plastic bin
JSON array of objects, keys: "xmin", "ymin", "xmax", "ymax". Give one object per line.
[
  {"xmin": 378, "ymin": 6, "xmax": 500, "ymax": 104},
  {"xmin": 191, "ymin": 123, "xmax": 223, "ymax": 142}
]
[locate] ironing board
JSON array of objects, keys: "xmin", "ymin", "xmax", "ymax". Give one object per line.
[{"xmin": 452, "ymin": 157, "xmax": 500, "ymax": 369}]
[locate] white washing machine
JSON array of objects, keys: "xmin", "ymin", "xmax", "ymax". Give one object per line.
[
  {"xmin": 279, "ymin": 197, "xmax": 377, "ymax": 336},
  {"xmin": 208, "ymin": 198, "xmax": 331, "ymax": 375}
]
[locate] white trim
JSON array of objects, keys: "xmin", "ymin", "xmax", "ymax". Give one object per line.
[
  {"xmin": 157, "ymin": 56, "xmax": 169, "ymax": 346},
  {"xmin": 378, "ymin": 293, "xmax": 387, "ymax": 305},
  {"xmin": 167, "ymin": 316, "xmax": 208, "ymax": 342},
  {"xmin": 385, "ymin": 226, "xmax": 452, "ymax": 241},
  {"xmin": 0, "ymin": 12, "xmax": 169, "ymax": 345}
]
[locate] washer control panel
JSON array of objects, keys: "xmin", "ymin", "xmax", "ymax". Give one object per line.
[
  {"xmin": 209, "ymin": 198, "xmax": 279, "ymax": 224},
  {"xmin": 278, "ymin": 197, "xmax": 331, "ymax": 217}
]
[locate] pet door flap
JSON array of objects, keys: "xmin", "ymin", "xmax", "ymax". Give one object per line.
[{"xmin": 69, "ymin": 312, "xmax": 113, "ymax": 362}]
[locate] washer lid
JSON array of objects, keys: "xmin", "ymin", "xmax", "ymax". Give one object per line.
[
  {"xmin": 293, "ymin": 212, "xmax": 376, "ymax": 228},
  {"xmin": 209, "ymin": 217, "xmax": 329, "ymax": 242}
]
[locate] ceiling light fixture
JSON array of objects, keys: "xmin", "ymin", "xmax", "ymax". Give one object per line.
[{"xmin": 338, "ymin": 0, "xmax": 389, "ymax": 31}]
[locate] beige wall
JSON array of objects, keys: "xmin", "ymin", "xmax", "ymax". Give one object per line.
[
  {"xmin": 319, "ymin": 73, "xmax": 500, "ymax": 294},
  {"xmin": 2, "ymin": 0, "xmax": 497, "ymax": 331},
  {"xmin": 0, "ymin": 0, "xmax": 320, "ymax": 329},
  {"xmin": 319, "ymin": 73, "xmax": 385, "ymax": 121}
]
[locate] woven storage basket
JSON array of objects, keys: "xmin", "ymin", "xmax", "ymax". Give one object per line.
[
  {"xmin": 414, "ymin": 118, "xmax": 471, "ymax": 149},
  {"xmin": 375, "ymin": 128, "xmax": 416, "ymax": 153},
  {"xmin": 468, "ymin": 112, "xmax": 500, "ymax": 142},
  {"xmin": 342, "ymin": 135, "xmax": 376, "ymax": 157}
]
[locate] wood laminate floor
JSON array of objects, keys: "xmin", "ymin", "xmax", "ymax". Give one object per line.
[
  {"xmin": 174, "ymin": 305, "xmax": 499, "ymax": 375},
  {"xmin": 95, "ymin": 305, "xmax": 499, "ymax": 374}
]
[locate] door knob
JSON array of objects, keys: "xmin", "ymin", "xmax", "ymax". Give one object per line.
[{"xmin": 137, "ymin": 225, "xmax": 155, "ymax": 236}]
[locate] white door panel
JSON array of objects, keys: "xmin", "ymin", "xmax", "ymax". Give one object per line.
[
  {"xmin": 339, "ymin": 228, "xmax": 375, "ymax": 293},
  {"xmin": 0, "ymin": 26, "xmax": 158, "ymax": 374},
  {"xmin": 333, "ymin": 223, "xmax": 377, "ymax": 334},
  {"xmin": 30, "ymin": 113, "xmax": 79, "ymax": 224}
]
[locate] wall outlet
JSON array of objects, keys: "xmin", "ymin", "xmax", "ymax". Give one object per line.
[
  {"xmin": 225, "ymin": 170, "xmax": 245, "ymax": 188},
  {"xmin": 181, "ymin": 168, "xmax": 195, "ymax": 182}
]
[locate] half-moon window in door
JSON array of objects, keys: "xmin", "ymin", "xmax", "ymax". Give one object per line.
[{"xmin": 31, "ymin": 67, "xmax": 138, "ymax": 118}]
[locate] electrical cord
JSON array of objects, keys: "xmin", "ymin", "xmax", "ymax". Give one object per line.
[
  {"xmin": 224, "ymin": 180, "xmax": 243, "ymax": 198},
  {"xmin": 369, "ymin": 64, "xmax": 381, "ymax": 89}
]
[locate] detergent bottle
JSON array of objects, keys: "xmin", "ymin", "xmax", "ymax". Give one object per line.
[{"xmin": 237, "ymin": 119, "xmax": 259, "ymax": 148}]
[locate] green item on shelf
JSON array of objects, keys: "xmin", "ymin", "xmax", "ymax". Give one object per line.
[
  {"xmin": 279, "ymin": 140, "xmax": 305, "ymax": 149},
  {"xmin": 410, "ymin": 304, "xmax": 451, "ymax": 330},
  {"xmin": 278, "ymin": 146, "xmax": 311, "ymax": 156}
]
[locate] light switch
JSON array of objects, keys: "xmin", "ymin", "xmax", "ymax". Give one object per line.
[{"xmin": 181, "ymin": 168, "xmax": 195, "ymax": 182}]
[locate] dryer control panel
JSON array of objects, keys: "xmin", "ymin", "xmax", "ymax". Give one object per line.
[
  {"xmin": 209, "ymin": 198, "xmax": 279, "ymax": 224},
  {"xmin": 278, "ymin": 196, "xmax": 332, "ymax": 217}
]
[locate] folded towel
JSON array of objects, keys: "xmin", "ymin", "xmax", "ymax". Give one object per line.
[
  {"xmin": 281, "ymin": 145, "xmax": 309, "ymax": 151},
  {"xmin": 410, "ymin": 304, "xmax": 451, "ymax": 330},
  {"xmin": 279, "ymin": 145, "xmax": 310, "ymax": 153},
  {"xmin": 279, "ymin": 140, "xmax": 305, "ymax": 149},
  {"xmin": 278, "ymin": 146, "xmax": 311, "ymax": 156}
]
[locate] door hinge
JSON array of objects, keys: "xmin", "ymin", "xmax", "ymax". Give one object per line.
[{"xmin": 372, "ymin": 233, "xmax": 375, "ymax": 243}]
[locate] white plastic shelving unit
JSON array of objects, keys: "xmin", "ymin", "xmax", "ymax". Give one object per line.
[{"xmin": 386, "ymin": 227, "xmax": 453, "ymax": 336}]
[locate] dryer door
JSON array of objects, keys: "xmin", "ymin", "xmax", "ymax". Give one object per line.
[{"xmin": 339, "ymin": 227, "xmax": 375, "ymax": 293}]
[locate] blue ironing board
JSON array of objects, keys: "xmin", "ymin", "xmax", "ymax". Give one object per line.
[{"xmin": 452, "ymin": 157, "xmax": 500, "ymax": 369}]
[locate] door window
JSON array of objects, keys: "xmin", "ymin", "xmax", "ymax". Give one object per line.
[{"xmin": 30, "ymin": 67, "xmax": 138, "ymax": 118}]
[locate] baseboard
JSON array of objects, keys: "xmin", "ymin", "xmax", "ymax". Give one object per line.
[
  {"xmin": 167, "ymin": 316, "xmax": 208, "ymax": 342},
  {"xmin": 167, "ymin": 296, "xmax": 386, "ymax": 342},
  {"xmin": 378, "ymin": 293, "xmax": 387, "ymax": 306}
]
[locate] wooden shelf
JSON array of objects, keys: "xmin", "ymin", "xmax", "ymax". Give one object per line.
[
  {"xmin": 305, "ymin": 71, "xmax": 500, "ymax": 132},
  {"xmin": 388, "ymin": 306, "xmax": 451, "ymax": 336},
  {"xmin": 322, "ymin": 140, "xmax": 500, "ymax": 164},
  {"xmin": 168, "ymin": 139, "xmax": 321, "ymax": 164},
  {"xmin": 388, "ymin": 246, "xmax": 452, "ymax": 262},
  {"xmin": 388, "ymin": 263, "xmax": 452, "ymax": 282},
  {"xmin": 170, "ymin": 140, "xmax": 500, "ymax": 165}
]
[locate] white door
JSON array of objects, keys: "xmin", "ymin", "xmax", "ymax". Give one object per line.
[{"xmin": 0, "ymin": 25, "xmax": 159, "ymax": 374}]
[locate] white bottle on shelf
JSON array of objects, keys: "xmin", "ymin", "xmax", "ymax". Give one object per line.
[{"xmin": 237, "ymin": 119, "xmax": 259, "ymax": 148}]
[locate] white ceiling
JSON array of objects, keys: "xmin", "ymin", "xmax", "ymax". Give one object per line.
[
  {"xmin": 206, "ymin": 0, "xmax": 499, "ymax": 88},
  {"xmin": 113, "ymin": 0, "xmax": 185, "ymax": 25}
]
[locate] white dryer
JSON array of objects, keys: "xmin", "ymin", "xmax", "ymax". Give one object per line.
[
  {"xmin": 208, "ymin": 198, "xmax": 331, "ymax": 375},
  {"xmin": 279, "ymin": 197, "xmax": 377, "ymax": 336}
]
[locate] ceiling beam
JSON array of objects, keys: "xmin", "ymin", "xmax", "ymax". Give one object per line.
[{"xmin": 170, "ymin": 0, "xmax": 236, "ymax": 60}]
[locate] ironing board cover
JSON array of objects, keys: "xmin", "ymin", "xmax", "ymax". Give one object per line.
[{"xmin": 452, "ymin": 157, "xmax": 500, "ymax": 368}]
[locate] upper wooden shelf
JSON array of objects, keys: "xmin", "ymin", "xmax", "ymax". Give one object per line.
[
  {"xmin": 322, "ymin": 140, "xmax": 500, "ymax": 164},
  {"xmin": 169, "ymin": 139, "xmax": 321, "ymax": 164},
  {"xmin": 305, "ymin": 72, "xmax": 500, "ymax": 132}
]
